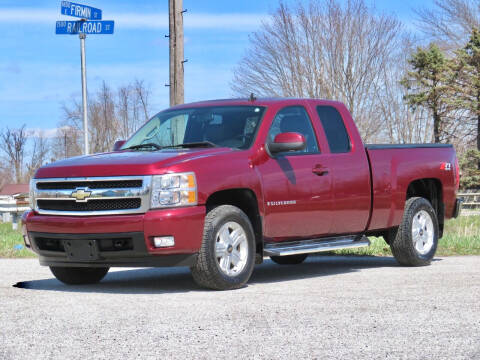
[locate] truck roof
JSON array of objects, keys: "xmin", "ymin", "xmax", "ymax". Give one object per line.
[{"xmin": 169, "ymin": 98, "xmax": 345, "ymax": 110}]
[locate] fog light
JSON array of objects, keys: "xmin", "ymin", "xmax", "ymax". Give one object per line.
[
  {"xmin": 21, "ymin": 224, "xmax": 31, "ymax": 247},
  {"xmin": 153, "ymin": 236, "xmax": 175, "ymax": 248}
]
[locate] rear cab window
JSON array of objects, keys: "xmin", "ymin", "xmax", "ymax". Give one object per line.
[{"xmin": 316, "ymin": 106, "xmax": 351, "ymax": 153}]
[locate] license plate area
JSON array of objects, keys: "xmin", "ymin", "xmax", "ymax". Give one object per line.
[{"xmin": 63, "ymin": 240, "xmax": 100, "ymax": 261}]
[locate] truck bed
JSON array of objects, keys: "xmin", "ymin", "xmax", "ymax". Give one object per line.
[
  {"xmin": 365, "ymin": 144, "xmax": 458, "ymax": 232},
  {"xmin": 366, "ymin": 144, "xmax": 453, "ymax": 150}
]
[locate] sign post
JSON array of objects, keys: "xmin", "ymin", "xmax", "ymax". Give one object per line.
[
  {"xmin": 79, "ymin": 32, "xmax": 88, "ymax": 156},
  {"xmin": 55, "ymin": 2, "xmax": 114, "ymax": 155}
]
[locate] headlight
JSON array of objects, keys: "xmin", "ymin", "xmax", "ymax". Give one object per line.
[
  {"xmin": 151, "ymin": 172, "xmax": 197, "ymax": 208},
  {"xmin": 29, "ymin": 178, "xmax": 35, "ymax": 209}
]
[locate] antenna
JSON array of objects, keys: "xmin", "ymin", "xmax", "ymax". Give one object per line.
[{"xmin": 249, "ymin": 93, "xmax": 257, "ymax": 102}]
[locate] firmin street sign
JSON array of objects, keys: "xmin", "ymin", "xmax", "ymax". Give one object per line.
[{"xmin": 60, "ymin": 1, "xmax": 102, "ymax": 20}]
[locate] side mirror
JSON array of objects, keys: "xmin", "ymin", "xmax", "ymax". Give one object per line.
[
  {"xmin": 113, "ymin": 140, "xmax": 126, "ymax": 151},
  {"xmin": 267, "ymin": 132, "xmax": 306, "ymax": 155}
]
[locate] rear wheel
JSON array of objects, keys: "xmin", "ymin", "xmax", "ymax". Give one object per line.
[
  {"xmin": 389, "ymin": 197, "xmax": 439, "ymax": 266},
  {"xmin": 50, "ymin": 267, "xmax": 109, "ymax": 285},
  {"xmin": 270, "ymin": 254, "xmax": 308, "ymax": 265},
  {"xmin": 191, "ymin": 205, "xmax": 256, "ymax": 290}
]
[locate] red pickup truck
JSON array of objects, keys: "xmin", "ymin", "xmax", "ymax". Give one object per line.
[{"xmin": 23, "ymin": 98, "xmax": 461, "ymax": 290}]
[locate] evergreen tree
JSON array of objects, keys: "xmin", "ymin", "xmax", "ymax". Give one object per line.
[
  {"xmin": 402, "ymin": 44, "xmax": 453, "ymax": 143},
  {"xmin": 459, "ymin": 149, "xmax": 480, "ymax": 189},
  {"xmin": 454, "ymin": 28, "xmax": 480, "ymax": 168}
]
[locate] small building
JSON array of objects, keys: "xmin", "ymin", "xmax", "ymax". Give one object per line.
[{"xmin": 0, "ymin": 184, "xmax": 30, "ymax": 229}]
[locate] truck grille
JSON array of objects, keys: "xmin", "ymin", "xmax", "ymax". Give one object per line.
[
  {"xmin": 32, "ymin": 176, "xmax": 151, "ymax": 216},
  {"xmin": 36, "ymin": 180, "xmax": 143, "ymax": 190},
  {"xmin": 37, "ymin": 199, "xmax": 142, "ymax": 212}
]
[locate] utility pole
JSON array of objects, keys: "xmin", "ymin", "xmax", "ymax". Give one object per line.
[{"xmin": 168, "ymin": 0, "xmax": 185, "ymax": 106}]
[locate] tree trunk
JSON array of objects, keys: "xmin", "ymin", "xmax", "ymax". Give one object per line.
[
  {"xmin": 433, "ymin": 108, "xmax": 441, "ymax": 143},
  {"xmin": 477, "ymin": 92, "xmax": 480, "ymax": 170},
  {"xmin": 15, "ymin": 163, "xmax": 22, "ymax": 183},
  {"xmin": 477, "ymin": 112, "xmax": 480, "ymax": 169}
]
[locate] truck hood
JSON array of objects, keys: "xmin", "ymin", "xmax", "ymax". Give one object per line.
[{"xmin": 35, "ymin": 148, "xmax": 235, "ymax": 178}]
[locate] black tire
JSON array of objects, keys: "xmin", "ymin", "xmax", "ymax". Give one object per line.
[
  {"xmin": 50, "ymin": 266, "xmax": 109, "ymax": 285},
  {"xmin": 270, "ymin": 254, "xmax": 308, "ymax": 265},
  {"xmin": 190, "ymin": 205, "xmax": 256, "ymax": 290},
  {"xmin": 388, "ymin": 197, "xmax": 439, "ymax": 266}
]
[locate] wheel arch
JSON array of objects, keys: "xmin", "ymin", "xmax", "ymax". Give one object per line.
[
  {"xmin": 206, "ymin": 188, "xmax": 263, "ymax": 255},
  {"xmin": 406, "ymin": 178, "xmax": 444, "ymax": 237}
]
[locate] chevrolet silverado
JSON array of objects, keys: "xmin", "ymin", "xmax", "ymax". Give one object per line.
[{"xmin": 23, "ymin": 98, "xmax": 462, "ymax": 290}]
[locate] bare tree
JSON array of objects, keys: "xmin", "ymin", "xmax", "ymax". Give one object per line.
[
  {"xmin": 58, "ymin": 82, "xmax": 119, "ymax": 155},
  {"xmin": 117, "ymin": 86, "xmax": 131, "ymax": 140},
  {"xmin": 133, "ymin": 79, "xmax": 151, "ymax": 123},
  {"xmin": 416, "ymin": 0, "xmax": 480, "ymax": 49},
  {"xmin": 26, "ymin": 131, "xmax": 50, "ymax": 178},
  {"xmin": 0, "ymin": 160, "xmax": 13, "ymax": 189},
  {"xmin": 89, "ymin": 81, "xmax": 117, "ymax": 153},
  {"xmin": 0, "ymin": 125, "xmax": 28, "ymax": 183},
  {"xmin": 116, "ymin": 80, "xmax": 151, "ymax": 140},
  {"xmin": 52, "ymin": 126, "xmax": 83, "ymax": 161},
  {"xmin": 56, "ymin": 79, "xmax": 153, "ymax": 158},
  {"xmin": 51, "ymin": 99, "xmax": 84, "ymax": 161},
  {"xmin": 377, "ymin": 38, "xmax": 434, "ymax": 143},
  {"xmin": 231, "ymin": 0, "xmax": 403, "ymax": 142}
]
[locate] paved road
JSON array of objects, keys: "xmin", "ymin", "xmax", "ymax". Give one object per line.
[{"xmin": 1, "ymin": 256, "xmax": 479, "ymax": 360}]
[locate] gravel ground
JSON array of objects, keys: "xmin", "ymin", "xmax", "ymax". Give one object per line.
[{"xmin": 0, "ymin": 256, "xmax": 479, "ymax": 360}]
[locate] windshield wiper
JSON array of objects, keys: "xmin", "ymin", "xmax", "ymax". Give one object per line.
[
  {"xmin": 162, "ymin": 141, "xmax": 217, "ymax": 149},
  {"xmin": 124, "ymin": 143, "xmax": 162, "ymax": 151}
]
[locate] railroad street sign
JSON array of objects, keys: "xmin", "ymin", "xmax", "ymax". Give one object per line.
[
  {"xmin": 55, "ymin": 20, "xmax": 114, "ymax": 35},
  {"xmin": 60, "ymin": 1, "xmax": 102, "ymax": 20}
]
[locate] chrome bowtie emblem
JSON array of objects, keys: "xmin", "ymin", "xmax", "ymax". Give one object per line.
[{"xmin": 71, "ymin": 188, "xmax": 92, "ymax": 202}]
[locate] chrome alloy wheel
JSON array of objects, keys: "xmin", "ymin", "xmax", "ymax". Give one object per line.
[
  {"xmin": 412, "ymin": 210, "xmax": 434, "ymax": 255},
  {"xmin": 215, "ymin": 221, "xmax": 249, "ymax": 276}
]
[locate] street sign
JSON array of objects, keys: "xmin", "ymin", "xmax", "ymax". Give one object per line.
[
  {"xmin": 56, "ymin": 20, "xmax": 114, "ymax": 35},
  {"xmin": 56, "ymin": 2, "xmax": 114, "ymax": 155},
  {"xmin": 60, "ymin": 1, "xmax": 102, "ymax": 20}
]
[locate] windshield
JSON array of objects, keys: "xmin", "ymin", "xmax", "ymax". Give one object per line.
[{"xmin": 122, "ymin": 105, "xmax": 266, "ymax": 150}]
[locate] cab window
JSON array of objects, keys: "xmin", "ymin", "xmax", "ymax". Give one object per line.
[{"xmin": 316, "ymin": 106, "xmax": 351, "ymax": 153}]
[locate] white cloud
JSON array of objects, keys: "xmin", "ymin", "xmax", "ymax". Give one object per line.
[
  {"xmin": 0, "ymin": 9, "xmax": 57, "ymax": 23},
  {"xmin": 0, "ymin": 9, "xmax": 266, "ymax": 31},
  {"xmin": 26, "ymin": 127, "xmax": 62, "ymax": 138},
  {"xmin": 114, "ymin": 13, "xmax": 266, "ymax": 30}
]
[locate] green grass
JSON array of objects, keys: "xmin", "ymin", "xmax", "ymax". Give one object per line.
[
  {"xmin": 0, "ymin": 216, "xmax": 479, "ymax": 258},
  {"xmin": 334, "ymin": 216, "xmax": 480, "ymax": 256},
  {"xmin": 0, "ymin": 222, "xmax": 36, "ymax": 258},
  {"xmin": 438, "ymin": 215, "xmax": 480, "ymax": 255}
]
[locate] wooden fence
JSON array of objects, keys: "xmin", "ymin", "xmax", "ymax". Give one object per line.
[{"xmin": 458, "ymin": 192, "xmax": 480, "ymax": 216}]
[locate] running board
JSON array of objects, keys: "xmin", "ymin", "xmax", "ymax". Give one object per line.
[{"xmin": 263, "ymin": 235, "xmax": 370, "ymax": 257}]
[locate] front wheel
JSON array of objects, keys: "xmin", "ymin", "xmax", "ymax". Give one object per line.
[
  {"xmin": 191, "ymin": 205, "xmax": 256, "ymax": 290},
  {"xmin": 389, "ymin": 197, "xmax": 439, "ymax": 266},
  {"xmin": 50, "ymin": 266, "xmax": 109, "ymax": 285}
]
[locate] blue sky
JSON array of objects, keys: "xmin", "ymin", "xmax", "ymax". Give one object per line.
[{"xmin": 0, "ymin": 0, "xmax": 434, "ymax": 135}]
